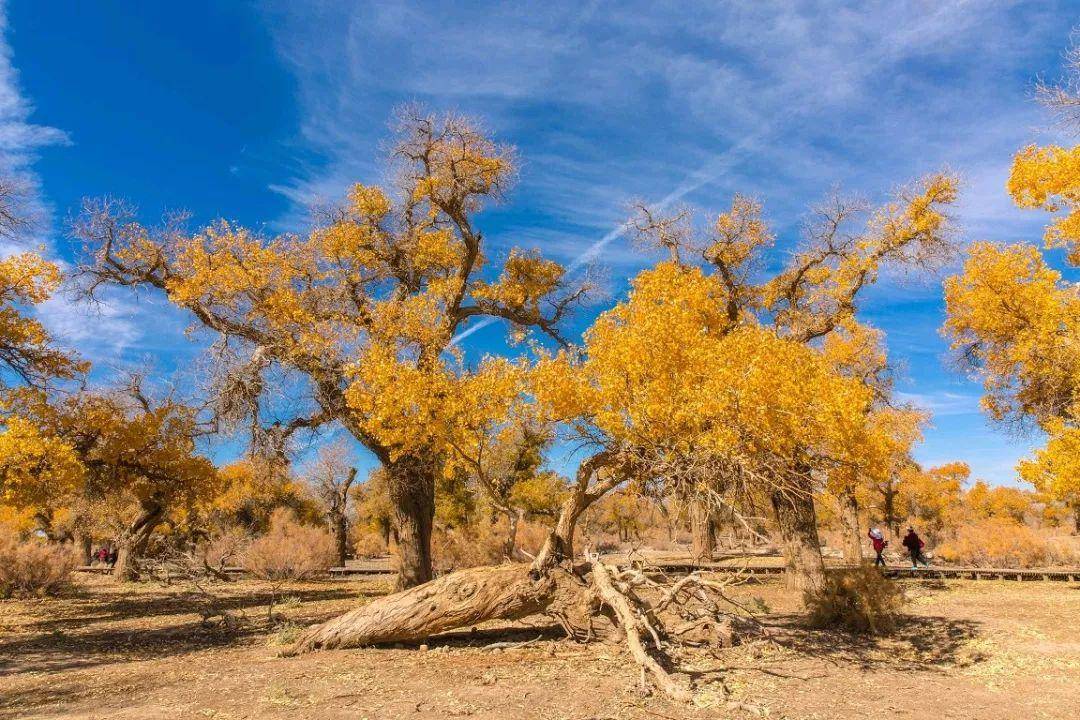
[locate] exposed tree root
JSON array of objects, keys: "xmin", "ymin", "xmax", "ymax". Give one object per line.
[{"xmin": 589, "ymin": 558, "xmax": 692, "ymax": 701}]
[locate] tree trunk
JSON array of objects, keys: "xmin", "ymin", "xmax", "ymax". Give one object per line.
[
  {"xmin": 284, "ymin": 562, "xmax": 560, "ymax": 653},
  {"xmin": 1073, "ymin": 500, "xmax": 1080, "ymax": 535},
  {"xmin": 838, "ymin": 490, "xmax": 862, "ymax": 564},
  {"xmin": 770, "ymin": 490, "xmax": 825, "ymax": 592},
  {"xmin": 387, "ymin": 454, "xmax": 437, "ymax": 589},
  {"xmin": 332, "ymin": 509, "xmax": 349, "ymax": 568},
  {"xmin": 113, "ymin": 503, "xmax": 164, "ymax": 581},
  {"xmin": 73, "ymin": 531, "xmax": 93, "ymax": 565},
  {"xmin": 690, "ymin": 500, "xmax": 716, "ymax": 562},
  {"xmin": 504, "ymin": 508, "xmax": 525, "ymax": 559},
  {"xmin": 287, "ymin": 451, "xmax": 615, "ymax": 656}
]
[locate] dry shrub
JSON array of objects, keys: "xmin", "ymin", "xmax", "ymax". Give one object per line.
[
  {"xmin": 244, "ymin": 509, "xmax": 334, "ymax": 581},
  {"xmin": 432, "ymin": 520, "xmax": 507, "ymax": 574},
  {"xmin": 201, "ymin": 527, "xmax": 249, "ymax": 570},
  {"xmin": 937, "ymin": 518, "xmax": 1080, "ymax": 568},
  {"xmin": 804, "ymin": 566, "xmax": 906, "ymax": 635},
  {"xmin": 352, "ymin": 528, "xmax": 388, "ymax": 559},
  {"xmin": 0, "ymin": 536, "xmax": 77, "ymax": 598}
]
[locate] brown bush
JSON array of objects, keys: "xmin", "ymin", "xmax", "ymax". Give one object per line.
[
  {"xmin": 200, "ymin": 528, "xmax": 249, "ymax": 571},
  {"xmin": 936, "ymin": 518, "xmax": 1080, "ymax": 568},
  {"xmin": 352, "ymin": 528, "xmax": 388, "ymax": 559},
  {"xmin": 0, "ymin": 536, "xmax": 77, "ymax": 598},
  {"xmin": 243, "ymin": 509, "xmax": 335, "ymax": 581},
  {"xmin": 431, "ymin": 520, "xmax": 507, "ymax": 574},
  {"xmin": 804, "ymin": 566, "xmax": 906, "ymax": 634}
]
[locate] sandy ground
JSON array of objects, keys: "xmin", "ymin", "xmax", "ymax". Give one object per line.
[{"xmin": 1, "ymin": 573, "xmax": 1078, "ymax": 719}]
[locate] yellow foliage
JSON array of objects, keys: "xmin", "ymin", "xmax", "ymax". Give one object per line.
[
  {"xmin": 534, "ymin": 261, "xmax": 874, "ymax": 491},
  {"xmin": 0, "ymin": 415, "xmax": 84, "ymax": 509},
  {"xmin": 943, "ymin": 241, "xmax": 1080, "ymax": 424},
  {"xmin": 0, "ymin": 251, "xmax": 82, "ymax": 386},
  {"xmin": 1008, "ymin": 144, "xmax": 1080, "ymax": 264},
  {"xmin": 0, "ymin": 387, "xmax": 219, "ymax": 535},
  {"xmin": 899, "ymin": 462, "xmax": 968, "ymax": 538},
  {"xmin": 1018, "ymin": 422, "xmax": 1080, "ymax": 511}
]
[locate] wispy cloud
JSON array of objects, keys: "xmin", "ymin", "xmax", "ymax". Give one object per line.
[
  {"xmin": 0, "ymin": 3, "xmax": 192, "ymax": 371},
  {"xmin": 894, "ymin": 390, "xmax": 982, "ymax": 417},
  {"xmin": 256, "ymin": 0, "xmax": 1076, "ymax": 482},
  {"xmin": 0, "ymin": 2, "xmax": 69, "ymax": 227}
]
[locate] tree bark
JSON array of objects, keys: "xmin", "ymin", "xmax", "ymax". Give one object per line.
[
  {"xmin": 72, "ymin": 531, "xmax": 93, "ymax": 565},
  {"xmin": 387, "ymin": 454, "xmax": 437, "ymax": 589},
  {"xmin": 332, "ymin": 509, "xmax": 349, "ymax": 568},
  {"xmin": 284, "ymin": 562, "xmax": 560, "ymax": 653},
  {"xmin": 690, "ymin": 500, "xmax": 716, "ymax": 563},
  {"xmin": 770, "ymin": 490, "xmax": 825, "ymax": 592},
  {"xmin": 838, "ymin": 490, "xmax": 862, "ymax": 564},
  {"xmin": 288, "ymin": 451, "xmax": 614, "ymax": 656},
  {"xmin": 113, "ymin": 502, "xmax": 164, "ymax": 581},
  {"xmin": 504, "ymin": 508, "xmax": 525, "ymax": 559}
]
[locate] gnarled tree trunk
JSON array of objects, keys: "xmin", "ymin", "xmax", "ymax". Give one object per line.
[
  {"xmin": 838, "ymin": 490, "xmax": 862, "ymax": 564},
  {"xmin": 114, "ymin": 502, "xmax": 164, "ymax": 581},
  {"xmin": 284, "ymin": 562, "xmax": 560, "ymax": 653},
  {"xmin": 504, "ymin": 507, "xmax": 526, "ymax": 559},
  {"xmin": 690, "ymin": 500, "xmax": 716, "ymax": 562},
  {"xmin": 289, "ymin": 452, "xmax": 614, "ymax": 654},
  {"xmin": 770, "ymin": 490, "xmax": 825, "ymax": 592},
  {"xmin": 387, "ymin": 454, "xmax": 437, "ymax": 589}
]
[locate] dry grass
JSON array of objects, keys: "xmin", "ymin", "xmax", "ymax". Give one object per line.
[
  {"xmin": 244, "ymin": 510, "xmax": 335, "ymax": 581},
  {"xmin": 937, "ymin": 518, "xmax": 1080, "ymax": 568},
  {"xmin": 0, "ymin": 536, "xmax": 77, "ymax": 599}
]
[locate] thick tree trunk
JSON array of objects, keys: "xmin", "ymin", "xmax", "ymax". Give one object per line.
[
  {"xmin": 113, "ymin": 503, "xmax": 164, "ymax": 581},
  {"xmin": 288, "ymin": 451, "xmax": 615, "ymax": 657},
  {"xmin": 690, "ymin": 500, "xmax": 716, "ymax": 562},
  {"xmin": 285, "ymin": 562, "xmax": 560, "ymax": 653},
  {"xmin": 838, "ymin": 490, "xmax": 862, "ymax": 564},
  {"xmin": 387, "ymin": 455, "xmax": 437, "ymax": 589},
  {"xmin": 332, "ymin": 510, "xmax": 349, "ymax": 567},
  {"xmin": 1073, "ymin": 501, "xmax": 1080, "ymax": 535},
  {"xmin": 770, "ymin": 490, "xmax": 825, "ymax": 592}
]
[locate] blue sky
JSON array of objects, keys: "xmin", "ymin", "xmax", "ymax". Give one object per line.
[{"xmin": 4, "ymin": 0, "xmax": 1079, "ymax": 484}]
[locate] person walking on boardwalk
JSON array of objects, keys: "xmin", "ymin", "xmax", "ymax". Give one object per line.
[
  {"xmin": 902, "ymin": 527, "xmax": 929, "ymax": 568},
  {"xmin": 868, "ymin": 528, "xmax": 888, "ymax": 567}
]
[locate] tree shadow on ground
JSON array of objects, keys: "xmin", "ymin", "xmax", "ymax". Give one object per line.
[
  {"xmin": 21, "ymin": 584, "xmax": 383, "ymax": 634},
  {"xmin": 0, "ymin": 585, "xmax": 382, "ymax": 675},
  {"xmin": 762, "ymin": 613, "xmax": 981, "ymax": 672}
]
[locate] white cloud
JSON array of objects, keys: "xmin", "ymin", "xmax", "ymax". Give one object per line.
[{"xmin": 258, "ymin": 0, "xmax": 1076, "ymax": 481}]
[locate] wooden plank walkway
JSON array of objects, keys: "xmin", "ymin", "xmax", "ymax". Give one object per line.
[
  {"xmin": 79, "ymin": 558, "xmax": 1080, "ymax": 582},
  {"xmin": 634, "ymin": 561, "xmax": 1080, "ymax": 582}
]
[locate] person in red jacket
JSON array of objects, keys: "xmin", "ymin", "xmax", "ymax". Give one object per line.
[
  {"xmin": 902, "ymin": 527, "xmax": 929, "ymax": 568},
  {"xmin": 868, "ymin": 528, "xmax": 888, "ymax": 567}
]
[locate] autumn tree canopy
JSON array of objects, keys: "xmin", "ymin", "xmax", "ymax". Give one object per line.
[
  {"xmin": 74, "ymin": 109, "xmax": 588, "ymax": 587},
  {"xmin": 943, "ymin": 52, "xmax": 1080, "ymax": 522}
]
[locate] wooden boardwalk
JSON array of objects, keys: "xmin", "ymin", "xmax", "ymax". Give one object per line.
[
  {"xmin": 79, "ymin": 557, "xmax": 1080, "ymax": 582},
  {"xmin": 325, "ymin": 557, "xmax": 1080, "ymax": 582}
]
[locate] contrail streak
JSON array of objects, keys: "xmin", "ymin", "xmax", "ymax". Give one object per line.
[{"xmin": 451, "ymin": 131, "xmax": 765, "ymax": 345}]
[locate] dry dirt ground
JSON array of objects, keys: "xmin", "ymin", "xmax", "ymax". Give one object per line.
[{"xmin": 1, "ymin": 573, "xmax": 1078, "ymax": 719}]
